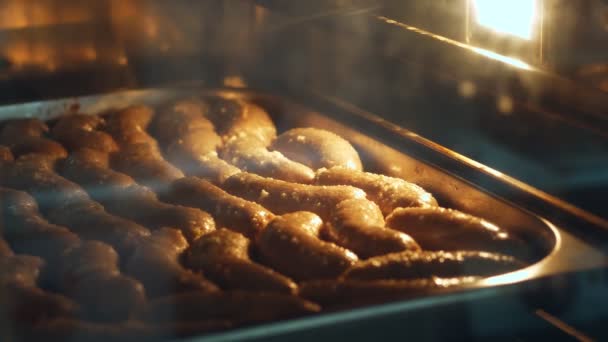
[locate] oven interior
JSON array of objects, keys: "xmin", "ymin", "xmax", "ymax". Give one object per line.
[{"xmin": 0, "ymin": 0, "xmax": 607, "ymax": 340}]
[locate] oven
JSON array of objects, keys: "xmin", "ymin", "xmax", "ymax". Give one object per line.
[{"xmin": 0, "ymin": 1, "xmax": 607, "ymax": 341}]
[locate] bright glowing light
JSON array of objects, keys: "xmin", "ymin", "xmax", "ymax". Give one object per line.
[
  {"xmin": 471, "ymin": 47, "xmax": 532, "ymax": 70},
  {"xmin": 473, "ymin": 0, "xmax": 537, "ymax": 40}
]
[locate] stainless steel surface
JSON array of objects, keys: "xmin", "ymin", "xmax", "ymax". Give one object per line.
[{"xmin": 0, "ymin": 86, "xmax": 604, "ymax": 298}]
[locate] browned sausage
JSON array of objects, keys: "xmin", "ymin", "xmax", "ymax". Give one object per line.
[
  {"xmin": 104, "ymin": 105, "xmax": 159, "ymax": 149},
  {"xmin": 111, "ymin": 143, "xmax": 184, "ymax": 192},
  {"xmin": 271, "ymin": 127, "xmax": 363, "ymax": 171},
  {"xmin": 0, "ymin": 187, "xmax": 80, "ymax": 270},
  {"xmin": 315, "ymin": 167, "xmax": 437, "ymax": 215},
  {"xmin": 223, "ymin": 172, "xmax": 366, "ymax": 219},
  {"xmin": 0, "ymin": 118, "xmax": 48, "ymax": 141},
  {"xmin": 326, "ymin": 199, "xmax": 420, "ymax": 258},
  {"xmin": 167, "ymin": 177, "xmax": 274, "ymax": 238},
  {"xmin": 151, "ymin": 98, "xmax": 240, "ymax": 184},
  {"xmin": 140, "ymin": 291, "xmax": 320, "ymax": 324},
  {"xmin": 205, "ymin": 97, "xmax": 276, "ymax": 146},
  {"xmin": 199, "ymin": 98, "xmax": 314, "ymax": 183},
  {"xmin": 386, "ymin": 207, "xmax": 528, "ymax": 259},
  {"xmin": 51, "ymin": 114, "xmax": 119, "ymax": 153},
  {"xmin": 0, "ymin": 238, "xmax": 12, "ymax": 257},
  {"xmin": 60, "ymin": 241, "xmax": 146, "ymax": 321},
  {"xmin": 3, "ymin": 153, "xmax": 151, "ymax": 256},
  {"xmin": 4, "ymin": 154, "xmax": 90, "ymax": 212},
  {"xmin": 257, "ymin": 212, "xmax": 358, "ymax": 281},
  {"xmin": 3, "ymin": 284, "xmax": 80, "ymax": 329},
  {"xmin": 300, "ymin": 277, "xmax": 479, "ymax": 308},
  {"xmin": 125, "ymin": 228, "xmax": 218, "ymax": 297},
  {"xmin": 220, "ymin": 137, "xmax": 315, "ymax": 184},
  {"xmin": 0, "ymin": 248, "xmax": 79, "ymax": 326},
  {"xmin": 344, "ymin": 250, "xmax": 525, "ymax": 281},
  {"xmin": 184, "ymin": 228, "xmax": 297, "ymax": 294},
  {"xmin": 60, "ymin": 149, "xmax": 215, "ymax": 241},
  {"xmin": 1, "ymin": 119, "xmax": 67, "ymax": 158}
]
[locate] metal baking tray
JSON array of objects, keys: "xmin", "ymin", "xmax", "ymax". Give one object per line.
[{"xmin": 0, "ymin": 86, "xmax": 606, "ymax": 341}]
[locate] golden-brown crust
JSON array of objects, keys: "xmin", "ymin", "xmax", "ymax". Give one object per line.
[
  {"xmin": 386, "ymin": 207, "xmax": 528, "ymax": 259},
  {"xmin": 104, "ymin": 105, "xmax": 159, "ymax": 150},
  {"xmin": 168, "ymin": 177, "xmax": 273, "ymax": 239},
  {"xmin": 60, "ymin": 150, "xmax": 214, "ymax": 242},
  {"xmin": 220, "ymin": 137, "xmax": 315, "ymax": 183},
  {"xmin": 0, "ymin": 187, "xmax": 80, "ymax": 266},
  {"xmin": 343, "ymin": 250, "xmax": 525, "ymax": 281},
  {"xmin": 223, "ymin": 172, "xmax": 366, "ymax": 219},
  {"xmin": 51, "ymin": 114, "xmax": 119, "ymax": 153},
  {"xmin": 184, "ymin": 228, "xmax": 297, "ymax": 294},
  {"xmin": 272, "ymin": 128, "xmax": 363, "ymax": 171},
  {"xmin": 315, "ymin": 167, "xmax": 438, "ymax": 215},
  {"xmin": 257, "ymin": 212, "xmax": 358, "ymax": 281},
  {"xmin": 0, "ymin": 118, "xmax": 48, "ymax": 141},
  {"xmin": 326, "ymin": 199, "xmax": 420, "ymax": 258},
  {"xmin": 125, "ymin": 228, "xmax": 219, "ymax": 297},
  {"xmin": 110, "ymin": 143, "xmax": 184, "ymax": 191},
  {"xmin": 59, "ymin": 241, "xmax": 146, "ymax": 321},
  {"xmin": 206, "ymin": 98, "xmax": 276, "ymax": 146},
  {"xmin": 11, "ymin": 137, "xmax": 68, "ymax": 159}
]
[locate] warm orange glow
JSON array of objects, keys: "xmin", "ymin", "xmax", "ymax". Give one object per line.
[{"xmin": 0, "ymin": 1, "xmax": 90, "ymax": 30}]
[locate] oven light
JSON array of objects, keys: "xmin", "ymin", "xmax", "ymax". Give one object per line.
[{"xmin": 472, "ymin": 0, "xmax": 537, "ymax": 40}]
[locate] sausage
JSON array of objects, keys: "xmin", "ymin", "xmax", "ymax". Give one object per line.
[
  {"xmin": 386, "ymin": 207, "xmax": 528, "ymax": 259},
  {"xmin": 4, "ymin": 154, "xmax": 90, "ymax": 212},
  {"xmin": 205, "ymin": 97, "xmax": 276, "ymax": 146},
  {"xmin": 1, "ymin": 119, "xmax": 67, "ymax": 158},
  {"xmin": 220, "ymin": 137, "xmax": 315, "ymax": 183},
  {"xmin": 184, "ymin": 228, "xmax": 297, "ymax": 294},
  {"xmin": 51, "ymin": 114, "xmax": 119, "ymax": 153},
  {"xmin": 0, "ymin": 253, "xmax": 44, "ymax": 287},
  {"xmin": 0, "ymin": 248, "xmax": 79, "ymax": 326},
  {"xmin": 0, "ymin": 187, "xmax": 80, "ymax": 272},
  {"xmin": 343, "ymin": 250, "xmax": 525, "ymax": 281},
  {"xmin": 140, "ymin": 291, "xmax": 320, "ymax": 324},
  {"xmin": 4, "ymin": 153, "xmax": 150, "ymax": 256},
  {"xmin": 315, "ymin": 167, "xmax": 438, "ymax": 215},
  {"xmin": 199, "ymin": 98, "xmax": 314, "ymax": 183},
  {"xmin": 223, "ymin": 172, "xmax": 366, "ymax": 219},
  {"xmin": 110, "ymin": 143, "xmax": 184, "ymax": 192},
  {"xmin": 257, "ymin": 212, "xmax": 358, "ymax": 280},
  {"xmin": 60, "ymin": 149, "xmax": 215, "ymax": 241},
  {"xmin": 59, "ymin": 241, "xmax": 146, "ymax": 321},
  {"xmin": 125, "ymin": 228, "xmax": 218, "ymax": 297},
  {"xmin": 326, "ymin": 199, "xmax": 420, "ymax": 258},
  {"xmin": 167, "ymin": 177, "xmax": 274, "ymax": 239},
  {"xmin": 300, "ymin": 277, "xmax": 479, "ymax": 308},
  {"xmin": 104, "ymin": 105, "xmax": 159, "ymax": 149},
  {"xmin": 151, "ymin": 99, "xmax": 240, "ymax": 184},
  {"xmin": 47, "ymin": 200, "xmax": 150, "ymax": 257},
  {"xmin": 3, "ymin": 284, "xmax": 80, "ymax": 329},
  {"xmin": 0, "ymin": 118, "xmax": 48, "ymax": 141},
  {"xmin": 271, "ymin": 127, "xmax": 363, "ymax": 171},
  {"xmin": 151, "ymin": 98, "xmax": 214, "ymax": 146},
  {"xmin": 0, "ymin": 238, "xmax": 12, "ymax": 257}
]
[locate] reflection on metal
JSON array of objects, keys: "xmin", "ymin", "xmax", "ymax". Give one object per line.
[
  {"xmin": 472, "ymin": 0, "xmax": 537, "ymax": 40},
  {"xmin": 377, "ymin": 16, "xmax": 534, "ymax": 71},
  {"xmin": 470, "ymin": 47, "xmax": 532, "ymax": 70},
  {"xmin": 535, "ymin": 310, "xmax": 595, "ymax": 342}
]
